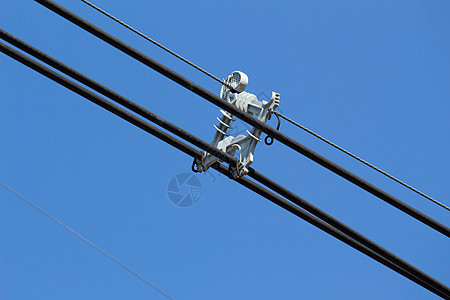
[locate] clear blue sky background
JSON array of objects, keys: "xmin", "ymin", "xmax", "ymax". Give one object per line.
[{"xmin": 1, "ymin": 1, "xmax": 449, "ymax": 299}]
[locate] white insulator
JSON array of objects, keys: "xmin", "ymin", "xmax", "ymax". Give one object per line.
[
  {"xmin": 216, "ymin": 117, "xmax": 232, "ymax": 129},
  {"xmin": 246, "ymin": 130, "xmax": 262, "ymax": 142},
  {"xmin": 220, "ymin": 109, "xmax": 234, "ymax": 121},
  {"xmin": 228, "ymin": 71, "xmax": 248, "ymax": 93},
  {"xmin": 213, "ymin": 125, "xmax": 230, "ymax": 136}
]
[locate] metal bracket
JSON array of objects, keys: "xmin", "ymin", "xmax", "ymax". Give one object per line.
[{"xmin": 194, "ymin": 71, "xmax": 280, "ymax": 177}]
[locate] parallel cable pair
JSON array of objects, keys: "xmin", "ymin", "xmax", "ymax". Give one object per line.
[
  {"xmin": 273, "ymin": 111, "xmax": 449, "ymax": 211},
  {"xmin": 1, "ymin": 30, "xmax": 449, "ymax": 298},
  {"xmin": 34, "ymin": 0, "xmax": 450, "ymax": 238},
  {"xmin": 79, "ymin": 0, "xmax": 448, "ymax": 212}
]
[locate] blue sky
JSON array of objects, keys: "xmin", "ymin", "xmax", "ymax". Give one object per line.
[{"xmin": 1, "ymin": 1, "xmax": 449, "ymax": 299}]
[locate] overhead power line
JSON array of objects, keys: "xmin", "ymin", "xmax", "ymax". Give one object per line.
[
  {"xmin": 0, "ymin": 181, "xmax": 173, "ymax": 300},
  {"xmin": 1, "ymin": 29, "xmax": 448, "ymax": 297},
  {"xmin": 78, "ymin": 0, "xmax": 446, "ymax": 213},
  {"xmin": 1, "ymin": 38, "xmax": 449, "ymax": 298},
  {"xmin": 34, "ymin": 0, "xmax": 450, "ymax": 238},
  {"xmin": 79, "ymin": 0, "xmax": 227, "ymax": 87},
  {"xmin": 274, "ymin": 111, "xmax": 449, "ymax": 211}
]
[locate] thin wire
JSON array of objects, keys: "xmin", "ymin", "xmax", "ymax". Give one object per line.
[
  {"xmin": 80, "ymin": 0, "xmax": 447, "ymax": 213},
  {"xmin": 80, "ymin": 0, "xmax": 228, "ymax": 88},
  {"xmin": 32, "ymin": 0, "xmax": 450, "ymax": 237},
  {"xmin": 0, "ymin": 33, "xmax": 447, "ymax": 294},
  {"xmin": 2, "ymin": 41, "xmax": 449, "ymax": 297},
  {"xmin": 274, "ymin": 111, "xmax": 449, "ymax": 212},
  {"xmin": 0, "ymin": 181, "xmax": 174, "ymax": 300}
]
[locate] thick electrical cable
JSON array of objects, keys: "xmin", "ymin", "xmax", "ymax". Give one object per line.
[
  {"xmin": 211, "ymin": 163, "xmax": 450, "ymax": 299},
  {"xmin": 1, "ymin": 29, "xmax": 448, "ymax": 296},
  {"xmin": 1, "ymin": 45, "xmax": 448, "ymax": 299},
  {"xmin": 0, "ymin": 181, "xmax": 173, "ymax": 300},
  {"xmin": 33, "ymin": 0, "xmax": 450, "ymax": 238},
  {"xmin": 79, "ymin": 0, "xmax": 228, "ymax": 88},
  {"xmin": 1, "ymin": 39, "xmax": 449, "ymax": 298},
  {"xmin": 0, "ymin": 42, "xmax": 200, "ymax": 160},
  {"xmin": 274, "ymin": 111, "xmax": 449, "ymax": 211},
  {"xmin": 81, "ymin": 0, "xmax": 444, "ymax": 212}
]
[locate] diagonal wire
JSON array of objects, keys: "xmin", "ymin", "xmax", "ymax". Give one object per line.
[
  {"xmin": 31, "ymin": 0, "xmax": 450, "ymax": 237},
  {"xmin": 0, "ymin": 32, "xmax": 447, "ymax": 294},
  {"xmin": 274, "ymin": 111, "xmax": 449, "ymax": 212},
  {"xmin": 0, "ymin": 181, "xmax": 174, "ymax": 300},
  {"xmin": 80, "ymin": 0, "xmax": 228, "ymax": 87},
  {"xmin": 79, "ymin": 0, "xmax": 447, "ymax": 213},
  {"xmin": 1, "ymin": 39, "xmax": 449, "ymax": 296},
  {"xmin": 80, "ymin": 0, "xmax": 446, "ymax": 213}
]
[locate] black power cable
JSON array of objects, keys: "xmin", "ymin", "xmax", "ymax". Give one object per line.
[
  {"xmin": 79, "ymin": 0, "xmax": 227, "ymax": 88},
  {"xmin": 212, "ymin": 162, "xmax": 450, "ymax": 300},
  {"xmin": 1, "ymin": 40, "xmax": 449, "ymax": 298},
  {"xmin": 273, "ymin": 111, "xmax": 449, "ymax": 211},
  {"xmin": 34, "ymin": 0, "xmax": 450, "ymax": 238},
  {"xmin": 1, "ymin": 29, "xmax": 448, "ymax": 296},
  {"xmin": 79, "ymin": 0, "xmax": 446, "ymax": 212},
  {"xmin": 0, "ymin": 43, "xmax": 200, "ymax": 160}
]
